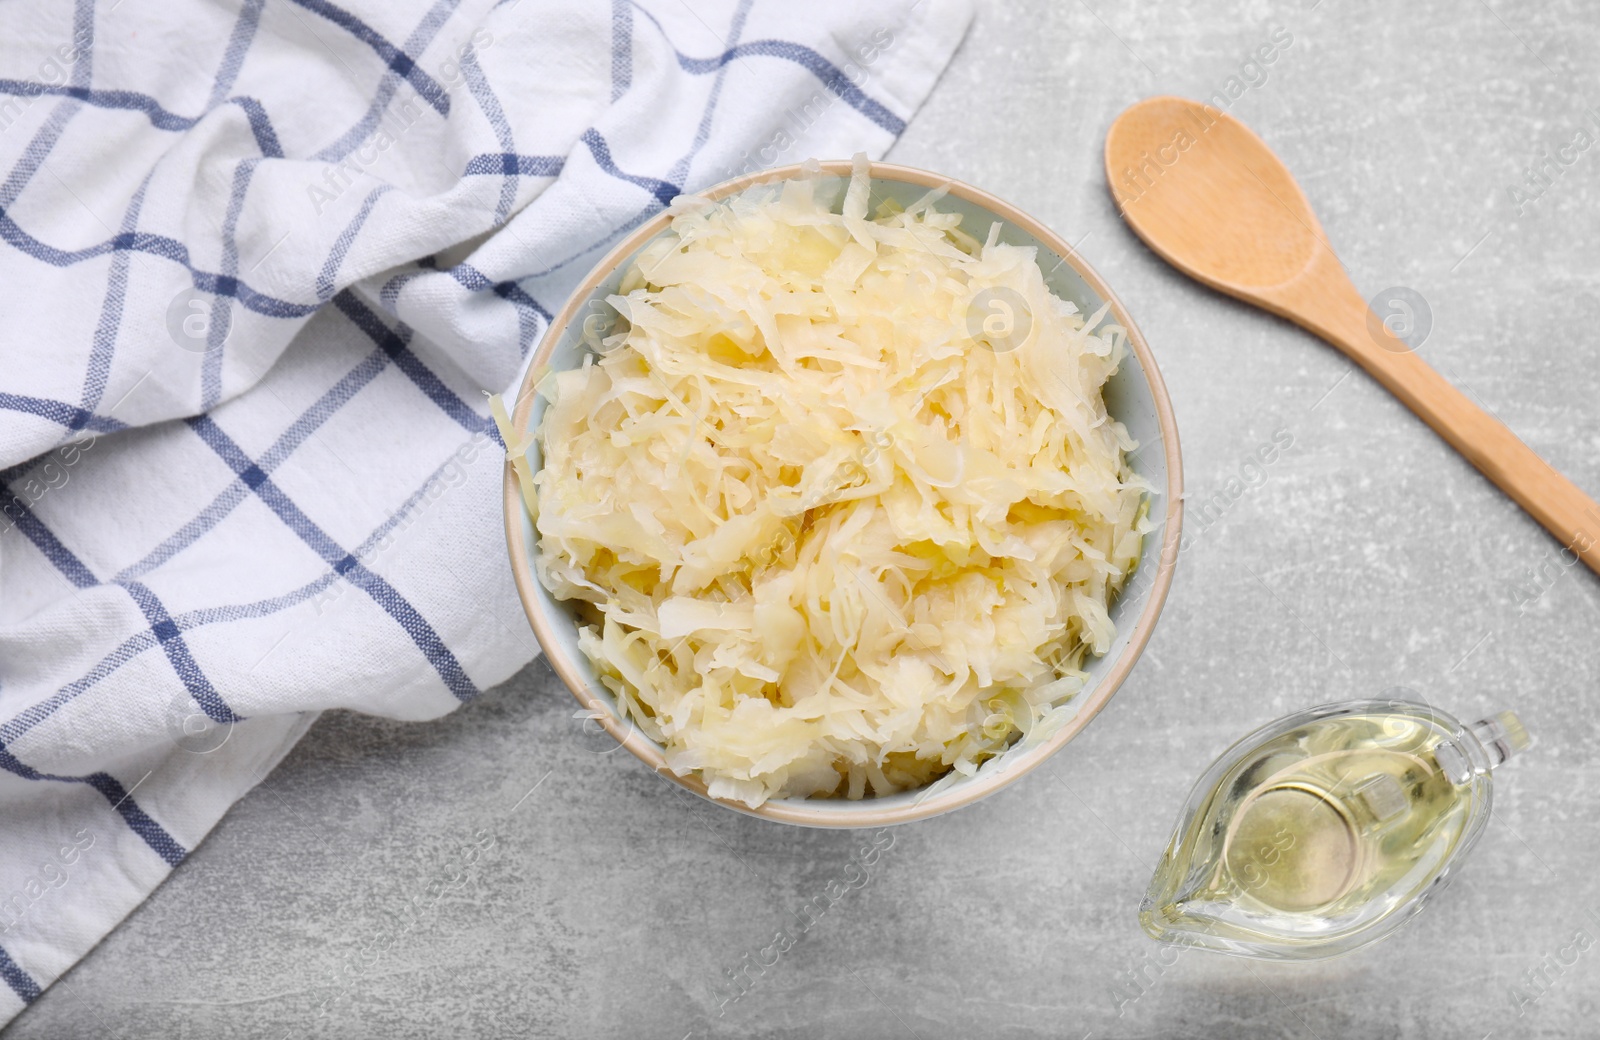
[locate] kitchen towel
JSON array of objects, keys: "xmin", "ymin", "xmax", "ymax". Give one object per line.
[{"xmin": 0, "ymin": 0, "xmax": 971, "ymax": 1020}]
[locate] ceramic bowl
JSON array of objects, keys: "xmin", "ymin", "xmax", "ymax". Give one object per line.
[{"xmin": 503, "ymin": 160, "xmax": 1183, "ymax": 827}]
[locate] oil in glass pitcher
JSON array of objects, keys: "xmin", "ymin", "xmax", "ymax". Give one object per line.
[{"xmin": 1141, "ymin": 699, "xmax": 1530, "ymax": 960}]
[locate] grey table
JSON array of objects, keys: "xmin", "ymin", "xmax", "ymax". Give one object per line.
[{"xmin": 12, "ymin": 0, "xmax": 1600, "ymax": 1036}]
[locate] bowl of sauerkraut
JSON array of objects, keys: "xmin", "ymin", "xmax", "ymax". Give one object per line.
[{"xmin": 501, "ymin": 157, "xmax": 1182, "ymax": 826}]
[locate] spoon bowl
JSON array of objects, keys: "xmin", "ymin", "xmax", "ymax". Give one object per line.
[{"xmin": 1107, "ymin": 97, "xmax": 1320, "ymax": 294}]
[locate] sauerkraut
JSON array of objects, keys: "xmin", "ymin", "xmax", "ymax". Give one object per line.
[{"xmin": 532, "ymin": 157, "xmax": 1148, "ymax": 807}]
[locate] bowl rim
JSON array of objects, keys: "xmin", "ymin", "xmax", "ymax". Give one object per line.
[{"xmin": 502, "ymin": 159, "xmax": 1184, "ymax": 827}]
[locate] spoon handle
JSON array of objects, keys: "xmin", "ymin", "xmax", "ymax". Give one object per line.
[{"xmin": 1266, "ymin": 250, "xmax": 1600, "ymax": 577}]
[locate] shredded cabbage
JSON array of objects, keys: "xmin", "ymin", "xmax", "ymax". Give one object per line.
[{"xmin": 533, "ymin": 156, "xmax": 1149, "ymax": 807}]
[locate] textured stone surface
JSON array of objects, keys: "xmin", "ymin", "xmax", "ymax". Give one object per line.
[{"xmin": 12, "ymin": 0, "xmax": 1600, "ymax": 1036}]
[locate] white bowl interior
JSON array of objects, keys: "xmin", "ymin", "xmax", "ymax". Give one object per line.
[{"xmin": 512, "ymin": 172, "xmax": 1173, "ymax": 823}]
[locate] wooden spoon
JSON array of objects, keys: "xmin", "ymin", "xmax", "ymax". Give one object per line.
[{"xmin": 1106, "ymin": 95, "xmax": 1600, "ymax": 577}]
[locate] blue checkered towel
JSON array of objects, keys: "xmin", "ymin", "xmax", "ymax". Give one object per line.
[{"xmin": 0, "ymin": 0, "xmax": 971, "ymax": 1018}]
